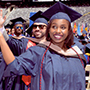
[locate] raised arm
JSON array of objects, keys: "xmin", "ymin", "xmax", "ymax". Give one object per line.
[
  {"xmin": 0, "ymin": 9, "xmax": 15, "ymax": 65},
  {"xmin": 0, "ymin": 9, "xmax": 9, "ymax": 41}
]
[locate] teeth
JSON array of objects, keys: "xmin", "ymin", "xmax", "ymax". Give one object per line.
[
  {"xmin": 55, "ymin": 35, "xmax": 61, "ymax": 38},
  {"xmin": 35, "ymin": 32, "xmax": 40, "ymax": 34}
]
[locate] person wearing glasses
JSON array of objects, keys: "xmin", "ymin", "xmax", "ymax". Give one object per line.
[
  {"xmin": 10, "ymin": 17, "xmax": 25, "ymax": 37},
  {"xmin": 0, "ymin": 2, "xmax": 86, "ymax": 90},
  {"xmin": 27, "ymin": 10, "xmax": 48, "ymax": 42},
  {"xmin": 5, "ymin": 17, "xmax": 36, "ymax": 56}
]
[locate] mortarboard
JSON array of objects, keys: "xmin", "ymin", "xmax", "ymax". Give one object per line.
[
  {"xmin": 10, "ymin": 17, "xmax": 26, "ymax": 26},
  {"xmin": 30, "ymin": 11, "xmax": 42, "ymax": 21},
  {"xmin": 78, "ymin": 35, "xmax": 87, "ymax": 44},
  {"xmin": 5, "ymin": 23, "xmax": 13, "ymax": 29},
  {"xmin": 85, "ymin": 43, "xmax": 90, "ymax": 53},
  {"xmin": 41, "ymin": 1, "xmax": 82, "ymax": 22},
  {"xmin": 26, "ymin": 11, "xmax": 48, "ymax": 34},
  {"xmin": 30, "ymin": 11, "xmax": 48, "ymax": 25},
  {"xmin": 78, "ymin": 35, "xmax": 85, "ymax": 40}
]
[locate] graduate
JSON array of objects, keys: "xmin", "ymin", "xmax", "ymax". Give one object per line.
[
  {"xmin": 22, "ymin": 10, "xmax": 48, "ymax": 90},
  {"xmin": 6, "ymin": 17, "xmax": 36, "ymax": 56},
  {"xmin": 5, "ymin": 23, "xmax": 12, "ymax": 35},
  {"xmin": 10, "ymin": 17, "xmax": 25, "ymax": 36},
  {"xmin": 0, "ymin": 2, "xmax": 86, "ymax": 90},
  {"xmin": 26, "ymin": 10, "xmax": 48, "ymax": 41},
  {"xmin": 5, "ymin": 23, "xmax": 15, "ymax": 37}
]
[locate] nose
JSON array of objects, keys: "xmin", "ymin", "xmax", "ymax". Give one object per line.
[
  {"xmin": 36, "ymin": 26, "xmax": 40, "ymax": 30},
  {"xmin": 56, "ymin": 28, "xmax": 61, "ymax": 33}
]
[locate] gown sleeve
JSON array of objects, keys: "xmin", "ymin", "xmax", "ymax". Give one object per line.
[
  {"xmin": 4, "ymin": 46, "xmax": 44, "ymax": 77},
  {"xmin": 0, "ymin": 52, "xmax": 7, "ymax": 89}
]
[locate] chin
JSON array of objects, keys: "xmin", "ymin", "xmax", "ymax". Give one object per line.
[{"xmin": 36, "ymin": 35, "xmax": 41, "ymax": 38}]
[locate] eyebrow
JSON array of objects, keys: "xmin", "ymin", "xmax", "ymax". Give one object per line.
[{"xmin": 51, "ymin": 23, "xmax": 57, "ymax": 25}]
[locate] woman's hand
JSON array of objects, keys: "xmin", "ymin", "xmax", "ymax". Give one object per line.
[{"xmin": 0, "ymin": 9, "xmax": 6, "ymax": 28}]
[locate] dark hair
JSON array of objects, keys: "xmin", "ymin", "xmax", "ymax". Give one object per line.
[{"xmin": 46, "ymin": 20, "xmax": 74, "ymax": 48}]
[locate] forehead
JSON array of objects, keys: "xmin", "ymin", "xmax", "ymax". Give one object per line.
[
  {"xmin": 33, "ymin": 22, "xmax": 47, "ymax": 26},
  {"xmin": 6, "ymin": 28, "xmax": 11, "ymax": 30},
  {"xmin": 51, "ymin": 19, "xmax": 69, "ymax": 25},
  {"xmin": 14, "ymin": 24, "xmax": 23, "ymax": 26}
]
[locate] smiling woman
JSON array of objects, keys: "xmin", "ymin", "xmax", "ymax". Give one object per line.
[{"xmin": 48, "ymin": 19, "xmax": 69, "ymax": 50}]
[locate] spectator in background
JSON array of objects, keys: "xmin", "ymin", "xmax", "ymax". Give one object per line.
[
  {"xmin": 8, "ymin": 28, "xmax": 15, "ymax": 36},
  {"xmin": 5, "ymin": 23, "xmax": 12, "ymax": 35}
]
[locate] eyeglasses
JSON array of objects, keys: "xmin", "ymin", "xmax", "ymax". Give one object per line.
[
  {"xmin": 16, "ymin": 26, "xmax": 23, "ymax": 30},
  {"xmin": 32, "ymin": 25, "xmax": 47, "ymax": 29}
]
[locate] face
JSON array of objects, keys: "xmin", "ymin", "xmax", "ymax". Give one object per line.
[
  {"xmin": 5, "ymin": 28, "xmax": 11, "ymax": 34},
  {"xmin": 11, "ymin": 28, "xmax": 15, "ymax": 34},
  {"xmin": 32, "ymin": 23, "xmax": 47, "ymax": 39},
  {"xmin": 5, "ymin": 28, "xmax": 10, "ymax": 32},
  {"xmin": 14, "ymin": 24, "xmax": 23, "ymax": 36},
  {"xmin": 49, "ymin": 19, "xmax": 69, "ymax": 46}
]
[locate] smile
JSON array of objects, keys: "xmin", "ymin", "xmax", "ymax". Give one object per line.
[{"xmin": 54, "ymin": 34, "xmax": 62, "ymax": 39}]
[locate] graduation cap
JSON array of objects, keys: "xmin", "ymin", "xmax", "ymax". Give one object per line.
[
  {"xmin": 10, "ymin": 17, "xmax": 26, "ymax": 26},
  {"xmin": 78, "ymin": 35, "xmax": 87, "ymax": 44},
  {"xmin": 5, "ymin": 23, "xmax": 13, "ymax": 29},
  {"xmin": 30, "ymin": 11, "xmax": 42, "ymax": 21},
  {"xmin": 30, "ymin": 10, "xmax": 48, "ymax": 25},
  {"xmin": 85, "ymin": 43, "xmax": 90, "ymax": 53},
  {"xmin": 26, "ymin": 11, "xmax": 48, "ymax": 35},
  {"xmin": 78, "ymin": 35, "xmax": 85, "ymax": 40},
  {"xmin": 41, "ymin": 1, "xmax": 82, "ymax": 22}
]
